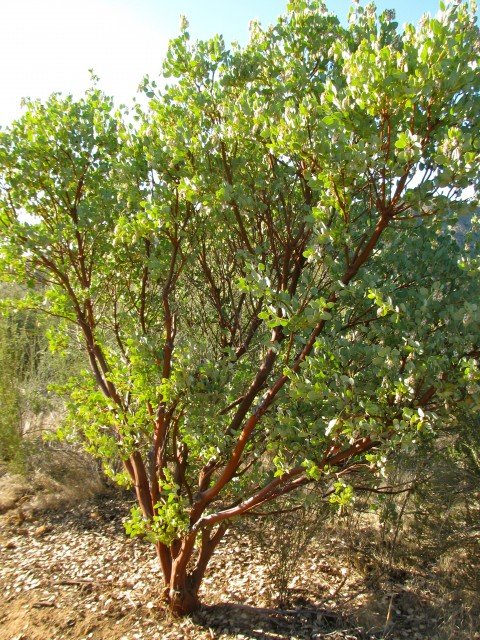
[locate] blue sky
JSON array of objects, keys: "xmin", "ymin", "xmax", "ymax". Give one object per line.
[
  {"xmin": 0, "ymin": 0, "xmax": 460, "ymax": 125},
  {"xmin": 142, "ymin": 0, "xmax": 448, "ymax": 43}
]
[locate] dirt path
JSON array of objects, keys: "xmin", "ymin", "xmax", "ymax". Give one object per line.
[{"xmin": 0, "ymin": 493, "xmax": 464, "ymax": 640}]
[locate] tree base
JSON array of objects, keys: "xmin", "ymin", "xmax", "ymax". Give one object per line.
[{"xmin": 167, "ymin": 588, "xmax": 201, "ymax": 616}]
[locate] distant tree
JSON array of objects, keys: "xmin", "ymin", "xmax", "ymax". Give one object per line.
[
  {"xmin": 0, "ymin": 0, "xmax": 478, "ymax": 615},
  {"xmin": 0, "ymin": 303, "xmax": 24, "ymax": 470},
  {"xmin": 0, "ymin": 285, "xmax": 80, "ymax": 471}
]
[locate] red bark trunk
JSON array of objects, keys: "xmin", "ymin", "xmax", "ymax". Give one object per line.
[
  {"xmin": 161, "ymin": 524, "xmax": 228, "ymax": 615},
  {"xmin": 167, "ymin": 578, "xmax": 201, "ymax": 616}
]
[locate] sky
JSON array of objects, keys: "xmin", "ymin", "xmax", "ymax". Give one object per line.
[{"xmin": 0, "ymin": 0, "xmax": 457, "ymax": 126}]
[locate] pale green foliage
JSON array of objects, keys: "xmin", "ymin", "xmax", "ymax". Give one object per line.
[
  {"xmin": 329, "ymin": 481, "xmax": 355, "ymax": 510},
  {"xmin": 0, "ymin": 1, "xmax": 479, "ymax": 552},
  {"xmin": 125, "ymin": 472, "xmax": 189, "ymax": 545}
]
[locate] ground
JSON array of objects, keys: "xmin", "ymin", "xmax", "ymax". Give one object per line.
[{"xmin": 0, "ymin": 484, "xmax": 478, "ymax": 640}]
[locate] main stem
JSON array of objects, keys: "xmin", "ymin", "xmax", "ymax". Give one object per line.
[{"xmin": 153, "ymin": 524, "xmax": 228, "ymax": 615}]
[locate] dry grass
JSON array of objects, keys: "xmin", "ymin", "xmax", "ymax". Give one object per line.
[
  {"xmin": 0, "ymin": 442, "xmax": 105, "ymax": 519},
  {"xmin": 0, "ymin": 474, "xmax": 31, "ymax": 514}
]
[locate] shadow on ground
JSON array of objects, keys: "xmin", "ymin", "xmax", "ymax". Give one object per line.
[{"xmin": 194, "ymin": 602, "xmax": 368, "ymax": 640}]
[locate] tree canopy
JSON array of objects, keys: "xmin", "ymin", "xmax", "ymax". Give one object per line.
[{"xmin": 0, "ymin": 0, "xmax": 479, "ymax": 615}]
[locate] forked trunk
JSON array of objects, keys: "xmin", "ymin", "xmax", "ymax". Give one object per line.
[
  {"xmin": 168, "ymin": 577, "xmax": 201, "ymax": 616},
  {"xmin": 157, "ymin": 524, "xmax": 228, "ymax": 616}
]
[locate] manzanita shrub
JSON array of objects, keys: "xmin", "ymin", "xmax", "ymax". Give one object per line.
[{"xmin": 1, "ymin": 0, "xmax": 479, "ymax": 615}]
